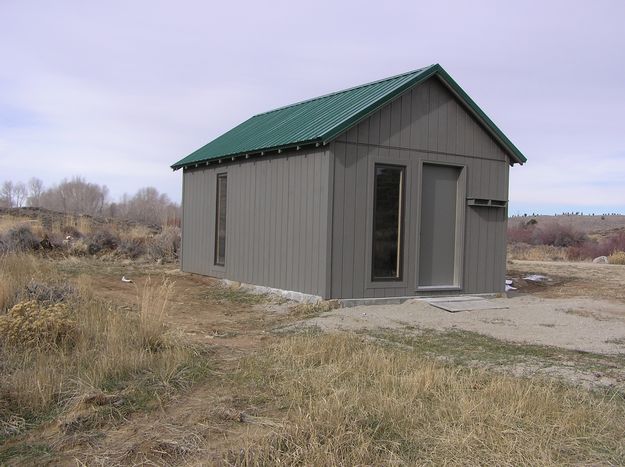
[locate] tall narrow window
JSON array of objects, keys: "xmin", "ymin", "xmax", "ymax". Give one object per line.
[
  {"xmin": 214, "ymin": 173, "xmax": 227, "ymax": 266},
  {"xmin": 372, "ymin": 164, "xmax": 405, "ymax": 280}
]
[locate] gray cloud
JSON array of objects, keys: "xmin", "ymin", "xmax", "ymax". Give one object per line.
[{"xmin": 1, "ymin": 0, "xmax": 624, "ymax": 213}]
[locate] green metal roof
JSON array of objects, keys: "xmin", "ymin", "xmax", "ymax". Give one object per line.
[{"xmin": 172, "ymin": 64, "xmax": 526, "ymax": 170}]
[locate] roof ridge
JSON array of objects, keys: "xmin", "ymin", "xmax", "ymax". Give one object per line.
[{"xmin": 253, "ymin": 64, "xmax": 436, "ymax": 117}]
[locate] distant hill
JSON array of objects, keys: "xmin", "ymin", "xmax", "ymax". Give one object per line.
[{"xmin": 508, "ymin": 215, "xmax": 625, "ymax": 237}]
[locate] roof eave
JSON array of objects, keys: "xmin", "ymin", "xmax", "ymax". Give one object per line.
[{"xmin": 171, "ymin": 137, "xmax": 325, "ymax": 171}]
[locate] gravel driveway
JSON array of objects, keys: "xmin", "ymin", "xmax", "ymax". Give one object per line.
[{"xmin": 304, "ymin": 295, "xmax": 625, "ymax": 355}]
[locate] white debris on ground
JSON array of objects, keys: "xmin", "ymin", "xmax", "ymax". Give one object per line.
[{"xmin": 505, "ymin": 279, "xmax": 517, "ymax": 291}]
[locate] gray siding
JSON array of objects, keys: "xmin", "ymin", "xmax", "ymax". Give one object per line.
[
  {"xmin": 181, "ymin": 75, "xmax": 512, "ymax": 300},
  {"xmin": 182, "ymin": 147, "xmax": 331, "ymax": 297},
  {"xmin": 330, "ymin": 76, "xmax": 510, "ymax": 298}
]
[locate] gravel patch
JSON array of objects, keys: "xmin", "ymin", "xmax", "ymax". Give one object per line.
[{"xmin": 302, "ymin": 295, "xmax": 625, "ymax": 355}]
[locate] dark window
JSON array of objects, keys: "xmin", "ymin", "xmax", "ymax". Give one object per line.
[
  {"xmin": 214, "ymin": 173, "xmax": 227, "ymax": 266},
  {"xmin": 372, "ymin": 164, "xmax": 405, "ymax": 280}
]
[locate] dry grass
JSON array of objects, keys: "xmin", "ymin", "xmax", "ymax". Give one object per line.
[
  {"xmin": 68, "ymin": 215, "xmax": 93, "ymax": 236},
  {"xmin": 0, "ymin": 218, "xmax": 41, "ymax": 237},
  {"xmin": 608, "ymin": 250, "xmax": 625, "ymax": 265},
  {"xmin": 230, "ymin": 333, "xmax": 625, "ymax": 465},
  {"xmin": 137, "ymin": 276, "xmax": 177, "ymax": 351},
  {"xmin": 0, "ymin": 214, "xmax": 90, "ymax": 238},
  {"xmin": 507, "ymin": 243, "xmax": 569, "ymax": 261},
  {"xmin": 0, "ymin": 254, "xmax": 208, "ymax": 442},
  {"xmin": 0, "ymin": 254, "xmax": 42, "ymax": 311}
]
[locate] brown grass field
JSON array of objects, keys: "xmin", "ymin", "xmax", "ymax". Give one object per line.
[{"xmin": 1, "ymin": 211, "xmax": 625, "ymax": 465}]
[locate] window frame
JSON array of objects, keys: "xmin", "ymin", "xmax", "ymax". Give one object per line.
[
  {"xmin": 370, "ymin": 162, "xmax": 407, "ymax": 283},
  {"xmin": 214, "ymin": 172, "xmax": 227, "ymax": 267}
]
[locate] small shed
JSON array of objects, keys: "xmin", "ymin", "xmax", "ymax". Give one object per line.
[{"xmin": 172, "ymin": 64, "xmax": 525, "ymax": 300}]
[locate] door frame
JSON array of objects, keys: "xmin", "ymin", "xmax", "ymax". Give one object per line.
[{"xmin": 414, "ymin": 160, "xmax": 466, "ymax": 292}]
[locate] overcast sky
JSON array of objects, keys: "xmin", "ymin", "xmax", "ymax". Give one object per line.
[{"xmin": 1, "ymin": 0, "xmax": 624, "ymax": 215}]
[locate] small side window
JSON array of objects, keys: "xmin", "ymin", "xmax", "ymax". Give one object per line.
[{"xmin": 214, "ymin": 173, "xmax": 227, "ymax": 266}]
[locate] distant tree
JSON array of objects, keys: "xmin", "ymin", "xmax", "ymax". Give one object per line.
[
  {"xmin": 13, "ymin": 182, "xmax": 27, "ymax": 207},
  {"xmin": 3, "ymin": 175, "xmax": 180, "ymax": 226},
  {"xmin": 120, "ymin": 187, "xmax": 180, "ymax": 225},
  {"xmin": 40, "ymin": 176, "xmax": 109, "ymax": 216},
  {"xmin": 0, "ymin": 181, "xmax": 14, "ymax": 207},
  {"xmin": 27, "ymin": 177, "xmax": 44, "ymax": 207}
]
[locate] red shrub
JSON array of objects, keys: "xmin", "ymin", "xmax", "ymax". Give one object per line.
[
  {"xmin": 531, "ymin": 223, "xmax": 587, "ymax": 247},
  {"xmin": 507, "ymin": 224, "xmax": 535, "ymax": 244},
  {"xmin": 567, "ymin": 232, "xmax": 625, "ymax": 260},
  {"xmin": 567, "ymin": 242, "xmax": 605, "ymax": 260},
  {"xmin": 508, "ymin": 221, "xmax": 586, "ymax": 248},
  {"xmin": 602, "ymin": 232, "xmax": 625, "ymax": 253}
]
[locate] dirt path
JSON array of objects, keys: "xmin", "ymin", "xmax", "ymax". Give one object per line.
[{"xmin": 34, "ymin": 261, "xmax": 296, "ymax": 465}]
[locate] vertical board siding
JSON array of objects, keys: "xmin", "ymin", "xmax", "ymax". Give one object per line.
[
  {"xmin": 331, "ymin": 143, "xmax": 346, "ymax": 297},
  {"xmin": 182, "ymin": 75, "xmax": 513, "ymax": 300},
  {"xmin": 337, "ymin": 77, "xmax": 509, "ymax": 162},
  {"xmin": 181, "ymin": 147, "xmax": 330, "ymax": 297},
  {"xmin": 330, "ymin": 76, "xmax": 511, "ymax": 298}
]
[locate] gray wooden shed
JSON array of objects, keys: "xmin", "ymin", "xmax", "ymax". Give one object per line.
[{"xmin": 172, "ymin": 64, "xmax": 525, "ymax": 300}]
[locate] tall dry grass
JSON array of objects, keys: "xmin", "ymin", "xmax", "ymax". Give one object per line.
[
  {"xmin": 231, "ymin": 334, "xmax": 625, "ymax": 465},
  {"xmin": 0, "ymin": 255, "xmax": 206, "ymax": 438},
  {"xmin": 137, "ymin": 276, "xmax": 176, "ymax": 351},
  {"xmin": 507, "ymin": 243, "xmax": 569, "ymax": 261},
  {"xmin": 0, "ymin": 253, "xmax": 42, "ymax": 311},
  {"xmin": 608, "ymin": 250, "xmax": 625, "ymax": 265}
]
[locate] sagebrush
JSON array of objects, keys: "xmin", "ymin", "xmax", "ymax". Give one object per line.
[
  {"xmin": 0, "ymin": 254, "xmax": 206, "ymax": 439},
  {"xmin": 0, "ymin": 214, "xmax": 181, "ymax": 262}
]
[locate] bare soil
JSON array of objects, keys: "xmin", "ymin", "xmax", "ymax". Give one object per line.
[{"xmin": 508, "ymin": 259, "xmax": 625, "ymax": 302}]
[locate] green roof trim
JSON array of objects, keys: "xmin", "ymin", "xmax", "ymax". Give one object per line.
[{"xmin": 172, "ymin": 64, "xmax": 526, "ymax": 170}]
